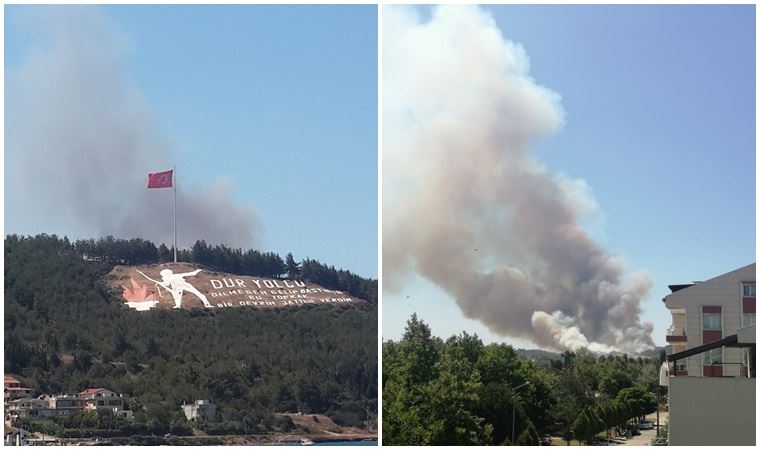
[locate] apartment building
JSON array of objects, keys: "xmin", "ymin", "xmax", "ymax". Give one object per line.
[
  {"xmin": 4, "ymin": 398, "xmax": 51, "ymax": 424},
  {"xmin": 77, "ymin": 388, "xmax": 133, "ymax": 419},
  {"xmin": 663, "ymin": 263, "xmax": 755, "ymax": 446},
  {"xmin": 47, "ymin": 394, "xmax": 86, "ymax": 414},
  {"xmin": 663, "ymin": 263, "xmax": 755, "ymax": 377},
  {"xmin": 4, "ymin": 387, "xmax": 133, "ymax": 424}
]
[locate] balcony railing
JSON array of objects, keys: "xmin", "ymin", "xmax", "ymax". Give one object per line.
[
  {"xmin": 666, "ymin": 326, "xmax": 687, "ymax": 342},
  {"xmin": 704, "ymin": 362, "xmax": 754, "ymax": 379}
]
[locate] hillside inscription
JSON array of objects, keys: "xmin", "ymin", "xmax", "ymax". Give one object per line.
[{"xmin": 106, "ymin": 263, "xmax": 360, "ymax": 312}]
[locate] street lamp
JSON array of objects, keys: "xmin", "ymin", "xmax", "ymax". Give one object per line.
[{"xmin": 511, "ymin": 381, "xmax": 531, "ymax": 444}]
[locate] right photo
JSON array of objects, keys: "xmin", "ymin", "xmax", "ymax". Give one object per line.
[{"xmin": 382, "ymin": 4, "xmax": 755, "ymax": 447}]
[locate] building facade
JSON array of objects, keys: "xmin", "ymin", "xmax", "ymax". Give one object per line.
[
  {"xmin": 663, "ymin": 263, "xmax": 756, "ymax": 446},
  {"xmin": 182, "ymin": 400, "xmax": 216, "ymax": 422},
  {"xmin": 77, "ymin": 388, "xmax": 132, "ymax": 418},
  {"xmin": 663, "ymin": 263, "xmax": 755, "ymax": 377},
  {"xmin": 4, "ymin": 387, "xmax": 133, "ymax": 424},
  {"xmin": 4, "ymin": 376, "xmax": 33, "ymax": 401}
]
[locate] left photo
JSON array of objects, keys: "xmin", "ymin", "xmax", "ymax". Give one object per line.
[{"xmin": 4, "ymin": 4, "xmax": 377, "ymax": 446}]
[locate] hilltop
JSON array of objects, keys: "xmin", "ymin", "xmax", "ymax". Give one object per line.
[
  {"xmin": 515, "ymin": 348, "xmax": 562, "ymax": 364},
  {"xmin": 5, "ymin": 234, "xmax": 377, "ymax": 439},
  {"xmin": 515, "ymin": 347, "xmax": 666, "ymax": 366}
]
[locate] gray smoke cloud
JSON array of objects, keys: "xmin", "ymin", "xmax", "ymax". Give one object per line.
[
  {"xmin": 6, "ymin": 6, "xmax": 260, "ymax": 249},
  {"xmin": 383, "ymin": 5, "xmax": 654, "ymax": 353}
]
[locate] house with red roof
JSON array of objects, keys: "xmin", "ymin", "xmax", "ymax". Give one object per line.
[
  {"xmin": 7, "ymin": 387, "xmax": 133, "ymax": 423},
  {"xmin": 4, "ymin": 376, "xmax": 33, "ymax": 401},
  {"xmin": 76, "ymin": 388, "xmax": 132, "ymax": 418}
]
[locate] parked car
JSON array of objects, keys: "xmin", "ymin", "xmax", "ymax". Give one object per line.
[{"xmin": 638, "ymin": 420, "xmax": 654, "ymax": 430}]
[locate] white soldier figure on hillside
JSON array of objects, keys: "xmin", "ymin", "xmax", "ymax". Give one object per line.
[{"xmin": 138, "ymin": 268, "xmax": 213, "ymax": 309}]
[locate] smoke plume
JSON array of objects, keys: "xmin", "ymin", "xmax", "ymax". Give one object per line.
[
  {"xmin": 6, "ymin": 6, "xmax": 260, "ymax": 248},
  {"xmin": 383, "ymin": 5, "xmax": 654, "ymax": 353}
]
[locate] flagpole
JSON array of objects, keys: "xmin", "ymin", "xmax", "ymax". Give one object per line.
[{"xmin": 173, "ymin": 165, "xmax": 177, "ymax": 263}]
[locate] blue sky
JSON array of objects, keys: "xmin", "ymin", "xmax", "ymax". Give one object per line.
[
  {"xmin": 383, "ymin": 4, "xmax": 755, "ymax": 348},
  {"xmin": 5, "ymin": 5, "xmax": 378, "ymax": 278}
]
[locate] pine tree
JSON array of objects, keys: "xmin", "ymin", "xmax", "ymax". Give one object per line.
[{"xmin": 285, "ymin": 253, "xmax": 300, "ymax": 279}]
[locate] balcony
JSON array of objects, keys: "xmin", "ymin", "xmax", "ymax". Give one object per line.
[{"xmin": 666, "ymin": 325, "xmax": 687, "ymax": 343}]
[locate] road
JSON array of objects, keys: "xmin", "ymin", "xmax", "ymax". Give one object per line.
[
  {"xmin": 619, "ymin": 411, "xmax": 668, "ymax": 446},
  {"xmin": 546, "ymin": 410, "xmax": 668, "ymax": 446}
]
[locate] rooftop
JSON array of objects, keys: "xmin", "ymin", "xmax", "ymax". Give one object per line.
[{"xmin": 79, "ymin": 388, "xmax": 108, "ymax": 395}]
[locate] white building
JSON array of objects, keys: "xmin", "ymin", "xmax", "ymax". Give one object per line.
[
  {"xmin": 664, "ymin": 263, "xmax": 755, "ymax": 377},
  {"xmin": 4, "ymin": 398, "xmax": 51, "ymax": 424},
  {"xmin": 5, "ymin": 388, "xmax": 133, "ymax": 423},
  {"xmin": 77, "ymin": 388, "xmax": 133, "ymax": 419},
  {"xmin": 663, "ymin": 263, "xmax": 755, "ymax": 446},
  {"xmin": 182, "ymin": 400, "xmax": 216, "ymax": 422}
]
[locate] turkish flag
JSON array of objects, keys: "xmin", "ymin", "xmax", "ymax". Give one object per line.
[{"xmin": 147, "ymin": 170, "xmax": 173, "ymax": 189}]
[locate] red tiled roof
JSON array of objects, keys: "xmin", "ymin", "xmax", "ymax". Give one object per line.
[
  {"xmin": 79, "ymin": 388, "xmax": 107, "ymax": 395},
  {"xmin": 4, "ymin": 376, "xmax": 21, "ymax": 384}
]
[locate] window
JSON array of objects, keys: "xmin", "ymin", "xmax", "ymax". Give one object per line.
[
  {"xmin": 703, "ymin": 312, "xmax": 722, "ymax": 330},
  {"xmin": 704, "ymin": 348, "xmax": 723, "ymax": 365},
  {"xmin": 743, "ymin": 313, "xmax": 756, "ymax": 327},
  {"xmin": 743, "ymin": 283, "xmax": 756, "ymax": 297}
]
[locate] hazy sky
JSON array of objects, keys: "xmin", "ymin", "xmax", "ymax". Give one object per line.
[
  {"xmin": 5, "ymin": 5, "xmax": 378, "ymax": 278},
  {"xmin": 383, "ymin": 4, "xmax": 755, "ymax": 349}
]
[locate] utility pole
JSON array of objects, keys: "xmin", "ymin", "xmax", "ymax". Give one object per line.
[
  {"xmin": 655, "ymin": 387, "xmax": 660, "ymax": 437},
  {"xmin": 511, "ymin": 381, "xmax": 530, "ymax": 444}
]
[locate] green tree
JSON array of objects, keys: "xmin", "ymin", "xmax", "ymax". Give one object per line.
[
  {"xmin": 599, "ymin": 368, "xmax": 633, "ymax": 399},
  {"xmin": 515, "ymin": 420, "xmax": 540, "ymax": 446},
  {"xmin": 616, "ymin": 387, "xmax": 656, "ymax": 422},
  {"xmin": 285, "ymin": 253, "xmax": 300, "ymax": 279},
  {"xmin": 572, "ymin": 408, "xmax": 600, "ymax": 445}
]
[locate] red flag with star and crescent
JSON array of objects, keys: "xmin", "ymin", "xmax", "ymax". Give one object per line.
[{"xmin": 147, "ymin": 170, "xmax": 173, "ymax": 189}]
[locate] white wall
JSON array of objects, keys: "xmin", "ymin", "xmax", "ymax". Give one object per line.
[{"xmin": 669, "ymin": 376, "xmax": 755, "ymax": 446}]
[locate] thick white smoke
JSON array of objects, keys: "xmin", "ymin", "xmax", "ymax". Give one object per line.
[
  {"xmin": 383, "ymin": 5, "xmax": 654, "ymax": 353},
  {"xmin": 6, "ymin": 6, "xmax": 260, "ymax": 248}
]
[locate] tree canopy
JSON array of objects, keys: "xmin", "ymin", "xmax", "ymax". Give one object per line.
[{"xmin": 383, "ymin": 315, "xmax": 660, "ymax": 446}]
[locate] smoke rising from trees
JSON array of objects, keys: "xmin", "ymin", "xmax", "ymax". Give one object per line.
[{"xmin": 383, "ymin": 5, "xmax": 654, "ymax": 353}]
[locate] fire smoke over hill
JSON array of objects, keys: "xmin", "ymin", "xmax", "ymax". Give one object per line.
[
  {"xmin": 383, "ymin": 5, "xmax": 654, "ymax": 353},
  {"xmin": 6, "ymin": 6, "xmax": 260, "ymax": 248}
]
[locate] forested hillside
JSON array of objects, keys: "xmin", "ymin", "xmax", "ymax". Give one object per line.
[{"xmin": 5, "ymin": 234, "xmax": 377, "ymax": 437}]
